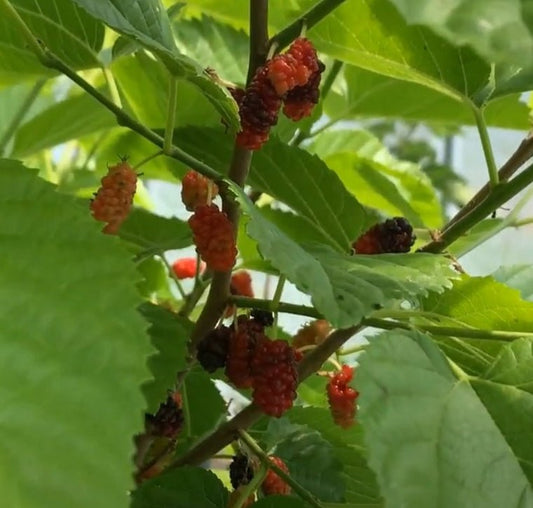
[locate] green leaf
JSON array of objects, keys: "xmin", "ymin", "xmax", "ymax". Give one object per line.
[
  {"xmin": 131, "ymin": 466, "xmax": 228, "ymax": 508},
  {"xmin": 0, "ymin": 160, "xmax": 152, "ymax": 508},
  {"xmin": 493, "ymin": 264, "xmax": 533, "ymax": 301},
  {"xmin": 136, "ymin": 256, "xmax": 174, "ymax": 301},
  {"xmin": 229, "ymin": 181, "xmax": 456, "ymax": 327},
  {"xmin": 274, "ymin": 424, "xmax": 345, "ymax": 502},
  {"xmin": 422, "ymin": 275, "xmax": 533, "ymax": 331},
  {"xmin": 181, "ymin": 368, "xmax": 226, "ymax": 444},
  {"xmin": 11, "ymin": 91, "xmax": 114, "ymax": 157},
  {"xmin": 323, "ymin": 65, "xmax": 530, "ymax": 129},
  {"xmin": 119, "ymin": 208, "xmax": 192, "ymax": 254},
  {"xmin": 71, "ymin": 0, "xmax": 239, "ymax": 131},
  {"xmin": 357, "ymin": 329, "xmax": 533, "ymax": 508},
  {"xmin": 139, "ymin": 303, "xmax": 191, "ymax": 413},
  {"xmin": 0, "ymin": 0, "xmax": 104, "ymax": 82},
  {"xmin": 112, "ymin": 51, "xmax": 221, "ymax": 128},
  {"xmin": 309, "ymin": 129, "xmax": 443, "ymax": 228},
  {"xmin": 484, "ymin": 338, "xmax": 533, "ymax": 394},
  {"xmin": 387, "ymin": 1, "xmax": 533, "ymax": 70},
  {"xmin": 172, "ymin": 15, "xmax": 249, "ymax": 84},
  {"xmin": 288, "ymin": 407, "xmax": 382, "ymax": 506}
]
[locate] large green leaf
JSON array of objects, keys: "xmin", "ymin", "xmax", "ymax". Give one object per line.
[
  {"xmin": 131, "ymin": 466, "xmax": 228, "ymax": 508},
  {"xmin": 0, "ymin": 0, "xmax": 104, "ymax": 82},
  {"xmin": 422, "ymin": 275, "xmax": 533, "ymax": 331},
  {"xmin": 0, "ymin": 160, "xmax": 152, "ymax": 508},
  {"xmin": 229, "ymin": 182, "xmax": 455, "ymax": 327},
  {"xmin": 357, "ymin": 329, "xmax": 533, "ymax": 508},
  {"xmin": 324, "ymin": 65, "xmax": 530, "ymax": 129},
  {"xmin": 112, "ymin": 51, "xmax": 220, "ymax": 128},
  {"xmin": 252, "ymin": 498, "xmax": 306, "ymax": 508},
  {"xmin": 138, "ymin": 303, "xmax": 191, "ymax": 413},
  {"xmin": 71, "ymin": 0, "xmax": 239, "ymax": 131},
  {"xmin": 174, "ymin": 127, "xmax": 372, "ymax": 250},
  {"xmin": 388, "ymin": 1, "xmax": 533, "ymax": 70},
  {"xmin": 11, "ymin": 91, "xmax": 114, "ymax": 157},
  {"xmin": 309, "ymin": 129, "xmax": 443, "ymax": 228},
  {"xmin": 493, "ymin": 264, "xmax": 533, "ymax": 301},
  {"xmin": 288, "ymin": 407, "xmax": 382, "ymax": 506}
]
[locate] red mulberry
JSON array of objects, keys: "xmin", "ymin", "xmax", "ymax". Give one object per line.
[
  {"xmin": 196, "ymin": 326, "xmax": 231, "ymax": 373},
  {"xmin": 292, "ymin": 319, "xmax": 331, "ymax": 349},
  {"xmin": 90, "ymin": 160, "xmax": 137, "ymax": 234},
  {"xmin": 327, "ymin": 365, "xmax": 359, "ymax": 429},
  {"xmin": 262, "ymin": 456, "xmax": 291, "ymax": 496},
  {"xmin": 145, "ymin": 393, "xmax": 184, "ymax": 439},
  {"xmin": 188, "ymin": 204, "xmax": 237, "ymax": 272},
  {"xmin": 251, "ymin": 339, "xmax": 298, "ymax": 417},
  {"xmin": 181, "ymin": 170, "xmax": 218, "ymax": 212},
  {"xmin": 283, "ymin": 60, "xmax": 325, "ymax": 121},
  {"xmin": 171, "ymin": 257, "xmax": 205, "ymax": 279},
  {"xmin": 267, "ymin": 38, "xmax": 320, "ymax": 96},
  {"xmin": 353, "ymin": 217, "xmax": 415, "ymax": 254}
]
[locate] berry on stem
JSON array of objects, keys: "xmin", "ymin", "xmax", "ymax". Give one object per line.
[
  {"xmin": 262, "ymin": 456, "xmax": 291, "ymax": 496},
  {"xmin": 282, "ymin": 60, "xmax": 325, "ymax": 121},
  {"xmin": 236, "ymin": 66, "xmax": 282, "ymax": 151},
  {"xmin": 229, "ymin": 453, "xmax": 254, "ymax": 489},
  {"xmin": 230, "ymin": 270, "xmax": 254, "ymax": 298},
  {"xmin": 267, "ymin": 38, "xmax": 320, "ymax": 96},
  {"xmin": 353, "ymin": 217, "xmax": 415, "ymax": 254},
  {"xmin": 292, "ymin": 319, "xmax": 331, "ymax": 349},
  {"xmin": 188, "ymin": 204, "xmax": 237, "ymax": 272},
  {"xmin": 171, "ymin": 257, "xmax": 205, "ymax": 279},
  {"xmin": 90, "ymin": 160, "xmax": 137, "ymax": 234},
  {"xmin": 225, "ymin": 316, "xmax": 266, "ymax": 389},
  {"xmin": 196, "ymin": 326, "xmax": 231, "ymax": 373},
  {"xmin": 181, "ymin": 170, "xmax": 218, "ymax": 211},
  {"xmin": 327, "ymin": 365, "xmax": 359, "ymax": 429},
  {"xmin": 145, "ymin": 393, "xmax": 184, "ymax": 439},
  {"xmin": 250, "ymin": 309, "xmax": 274, "ymax": 327},
  {"xmin": 251, "ymin": 339, "xmax": 298, "ymax": 417}
]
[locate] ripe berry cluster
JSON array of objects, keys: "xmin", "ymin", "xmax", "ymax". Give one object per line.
[
  {"xmin": 188, "ymin": 204, "xmax": 237, "ymax": 272},
  {"xmin": 327, "ymin": 365, "xmax": 359, "ymax": 429},
  {"xmin": 222, "ymin": 314, "xmax": 298, "ymax": 417},
  {"xmin": 229, "ymin": 453, "xmax": 254, "ymax": 489},
  {"xmin": 235, "ymin": 38, "xmax": 324, "ymax": 150},
  {"xmin": 181, "ymin": 170, "xmax": 235, "ymax": 272},
  {"xmin": 353, "ymin": 217, "xmax": 415, "ymax": 254},
  {"xmin": 196, "ymin": 325, "xmax": 231, "ymax": 373},
  {"xmin": 262, "ymin": 456, "xmax": 291, "ymax": 496},
  {"xmin": 90, "ymin": 160, "xmax": 137, "ymax": 234}
]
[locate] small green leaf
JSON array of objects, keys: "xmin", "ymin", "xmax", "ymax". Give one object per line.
[
  {"xmin": 0, "ymin": 160, "xmax": 152, "ymax": 508},
  {"xmin": 251, "ymin": 497, "xmax": 307, "ymax": 508},
  {"xmin": 0, "ymin": 0, "xmax": 104, "ymax": 82},
  {"xmin": 131, "ymin": 466, "xmax": 228, "ymax": 508},
  {"xmin": 357, "ymin": 329, "xmax": 533, "ymax": 508},
  {"xmin": 139, "ymin": 303, "xmax": 191, "ymax": 413},
  {"xmin": 119, "ymin": 208, "xmax": 192, "ymax": 253}
]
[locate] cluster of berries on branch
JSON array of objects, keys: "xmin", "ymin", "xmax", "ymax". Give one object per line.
[
  {"xmin": 353, "ymin": 217, "xmax": 415, "ymax": 254},
  {"xmin": 327, "ymin": 365, "xmax": 359, "ymax": 428},
  {"xmin": 182, "ymin": 169, "xmax": 237, "ymax": 272},
  {"xmin": 235, "ymin": 37, "xmax": 324, "ymax": 150},
  {"xmin": 90, "ymin": 160, "xmax": 137, "ymax": 234}
]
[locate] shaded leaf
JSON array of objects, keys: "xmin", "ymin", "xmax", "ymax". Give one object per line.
[
  {"xmin": 357, "ymin": 329, "xmax": 533, "ymax": 508},
  {"xmin": 493, "ymin": 264, "xmax": 533, "ymax": 301},
  {"xmin": 131, "ymin": 466, "xmax": 228, "ymax": 508},
  {"xmin": 119, "ymin": 208, "xmax": 192, "ymax": 253},
  {"xmin": 139, "ymin": 303, "xmax": 191, "ymax": 413},
  {"xmin": 0, "ymin": 160, "xmax": 151, "ymax": 508}
]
